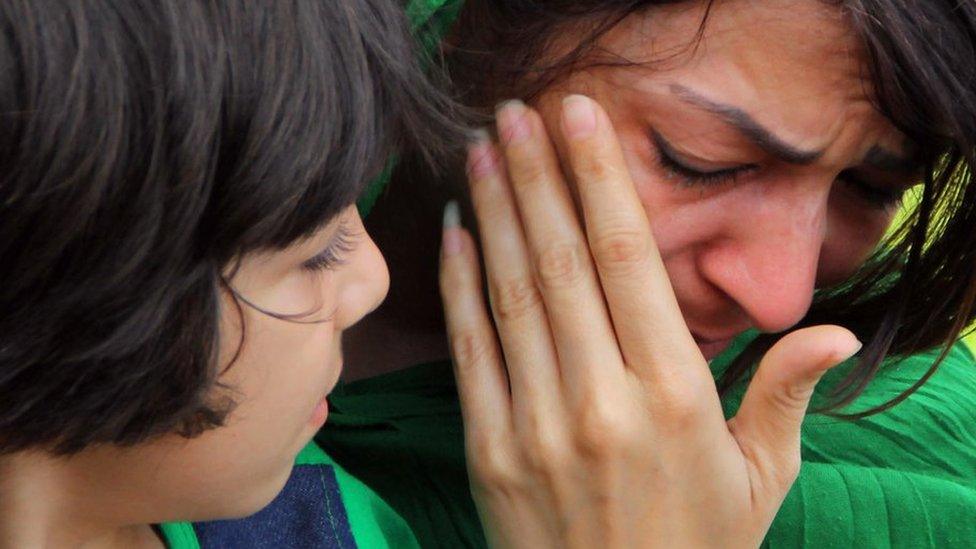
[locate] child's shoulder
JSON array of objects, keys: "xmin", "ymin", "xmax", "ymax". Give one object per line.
[{"xmin": 159, "ymin": 442, "xmax": 419, "ymax": 549}]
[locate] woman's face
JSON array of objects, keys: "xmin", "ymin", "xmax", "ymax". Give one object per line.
[
  {"xmin": 533, "ymin": 0, "xmax": 920, "ymax": 359},
  {"xmin": 60, "ymin": 206, "xmax": 389, "ymax": 525}
]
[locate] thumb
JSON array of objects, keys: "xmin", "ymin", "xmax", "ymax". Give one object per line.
[{"xmin": 730, "ymin": 325, "xmax": 862, "ymax": 490}]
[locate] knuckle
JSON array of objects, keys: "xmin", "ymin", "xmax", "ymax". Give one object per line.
[
  {"xmin": 650, "ymin": 380, "xmax": 705, "ymax": 433},
  {"xmin": 467, "ymin": 430, "xmax": 503, "ymax": 466},
  {"xmin": 468, "ymin": 438, "xmax": 519, "ymax": 491},
  {"xmin": 449, "ymin": 330, "xmax": 493, "ymax": 372},
  {"xmin": 519, "ymin": 413, "xmax": 566, "ymax": 462},
  {"xmin": 516, "ymin": 421, "xmax": 571, "ymax": 490},
  {"xmin": 590, "ymin": 228, "xmax": 648, "ymax": 276},
  {"xmin": 657, "ymin": 400, "xmax": 701, "ymax": 434},
  {"xmin": 574, "ymin": 400, "xmax": 634, "ymax": 461},
  {"xmin": 534, "ymin": 242, "xmax": 586, "ymax": 290},
  {"xmin": 780, "ymin": 381, "xmax": 816, "ymax": 409},
  {"xmin": 576, "ymin": 150, "xmax": 625, "ymax": 183},
  {"xmin": 509, "ymin": 154, "xmax": 552, "ymax": 188},
  {"xmin": 522, "ymin": 431, "xmax": 567, "ymax": 478},
  {"xmin": 490, "ymin": 276, "xmax": 542, "ymax": 321},
  {"xmin": 753, "ymin": 366, "xmax": 812, "ymax": 413}
]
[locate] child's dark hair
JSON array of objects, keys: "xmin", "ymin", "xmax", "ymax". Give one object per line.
[{"xmin": 0, "ymin": 0, "xmax": 465, "ymax": 454}]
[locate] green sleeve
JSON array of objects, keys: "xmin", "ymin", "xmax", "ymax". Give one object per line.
[
  {"xmin": 767, "ymin": 462, "xmax": 976, "ymax": 548},
  {"xmin": 729, "ymin": 342, "xmax": 976, "ymax": 547}
]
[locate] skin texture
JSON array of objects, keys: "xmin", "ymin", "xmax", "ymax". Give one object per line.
[{"xmin": 0, "ymin": 206, "xmax": 388, "ymax": 548}]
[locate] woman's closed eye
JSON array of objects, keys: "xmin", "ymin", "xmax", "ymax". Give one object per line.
[
  {"xmin": 303, "ymin": 220, "xmax": 361, "ymax": 271},
  {"xmin": 650, "ymin": 129, "xmax": 758, "ymax": 188},
  {"xmin": 651, "ymin": 129, "xmax": 910, "ymax": 208},
  {"xmin": 836, "ymin": 170, "xmax": 908, "ymax": 210}
]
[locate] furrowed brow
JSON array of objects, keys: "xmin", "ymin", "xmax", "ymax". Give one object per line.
[{"xmin": 669, "ymin": 83, "xmax": 825, "ymax": 165}]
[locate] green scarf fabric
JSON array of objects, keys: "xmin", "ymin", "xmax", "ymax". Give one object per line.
[
  {"xmin": 356, "ymin": 0, "xmax": 463, "ymax": 218},
  {"xmin": 319, "ymin": 333, "xmax": 976, "ymax": 548}
]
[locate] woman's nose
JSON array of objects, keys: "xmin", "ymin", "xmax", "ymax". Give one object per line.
[{"xmin": 697, "ymin": 187, "xmax": 828, "ymax": 334}]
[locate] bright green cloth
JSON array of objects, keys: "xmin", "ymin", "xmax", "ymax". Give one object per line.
[
  {"xmin": 157, "ymin": 522, "xmax": 199, "ymax": 549},
  {"xmin": 963, "ymin": 331, "xmax": 976, "ymax": 355},
  {"xmin": 157, "ymin": 442, "xmax": 420, "ymax": 549},
  {"xmin": 318, "ymin": 335, "xmax": 976, "ymax": 547}
]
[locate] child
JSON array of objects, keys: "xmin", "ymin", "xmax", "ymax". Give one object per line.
[{"xmin": 0, "ymin": 1, "xmax": 463, "ymax": 547}]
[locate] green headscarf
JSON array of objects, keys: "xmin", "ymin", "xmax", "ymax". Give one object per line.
[{"xmin": 356, "ymin": 0, "xmax": 464, "ymax": 217}]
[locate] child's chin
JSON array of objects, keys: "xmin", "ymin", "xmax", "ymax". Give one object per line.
[{"xmin": 216, "ymin": 462, "xmax": 295, "ymax": 520}]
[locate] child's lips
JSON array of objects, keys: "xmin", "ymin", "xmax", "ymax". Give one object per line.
[{"xmin": 309, "ymin": 358, "xmax": 343, "ymax": 426}]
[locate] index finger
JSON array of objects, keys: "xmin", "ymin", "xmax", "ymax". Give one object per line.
[{"xmin": 559, "ymin": 94, "xmax": 708, "ymax": 382}]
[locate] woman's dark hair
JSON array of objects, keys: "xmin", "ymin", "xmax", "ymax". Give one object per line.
[
  {"xmin": 445, "ymin": 0, "xmax": 976, "ymax": 416},
  {"xmin": 0, "ymin": 0, "xmax": 466, "ymax": 454}
]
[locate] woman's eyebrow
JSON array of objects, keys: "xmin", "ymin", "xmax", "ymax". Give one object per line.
[{"xmin": 668, "ymin": 83, "xmax": 825, "ymax": 165}]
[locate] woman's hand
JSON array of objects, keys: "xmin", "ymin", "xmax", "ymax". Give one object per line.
[{"xmin": 438, "ymin": 95, "xmax": 862, "ymax": 549}]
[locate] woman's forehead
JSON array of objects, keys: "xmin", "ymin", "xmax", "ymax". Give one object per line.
[{"xmin": 592, "ymin": 0, "xmax": 910, "ymax": 163}]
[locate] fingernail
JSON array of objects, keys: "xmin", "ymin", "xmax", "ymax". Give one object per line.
[
  {"xmin": 562, "ymin": 94, "xmax": 597, "ymax": 139},
  {"xmin": 466, "ymin": 128, "xmax": 497, "ymax": 179},
  {"xmin": 467, "ymin": 127, "xmax": 491, "ymax": 144},
  {"xmin": 496, "ymin": 99, "xmax": 530, "ymax": 143},
  {"xmin": 837, "ymin": 337, "xmax": 863, "ymax": 363},
  {"xmin": 444, "ymin": 199, "xmax": 461, "ymax": 228},
  {"xmin": 442, "ymin": 200, "xmax": 463, "ymax": 257}
]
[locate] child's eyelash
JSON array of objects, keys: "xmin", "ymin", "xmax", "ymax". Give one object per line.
[{"xmin": 302, "ymin": 221, "xmax": 360, "ymax": 271}]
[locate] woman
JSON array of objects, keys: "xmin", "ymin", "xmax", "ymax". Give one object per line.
[
  {"xmin": 0, "ymin": 1, "xmax": 464, "ymax": 547},
  {"xmin": 323, "ymin": 0, "xmax": 976, "ymax": 546}
]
